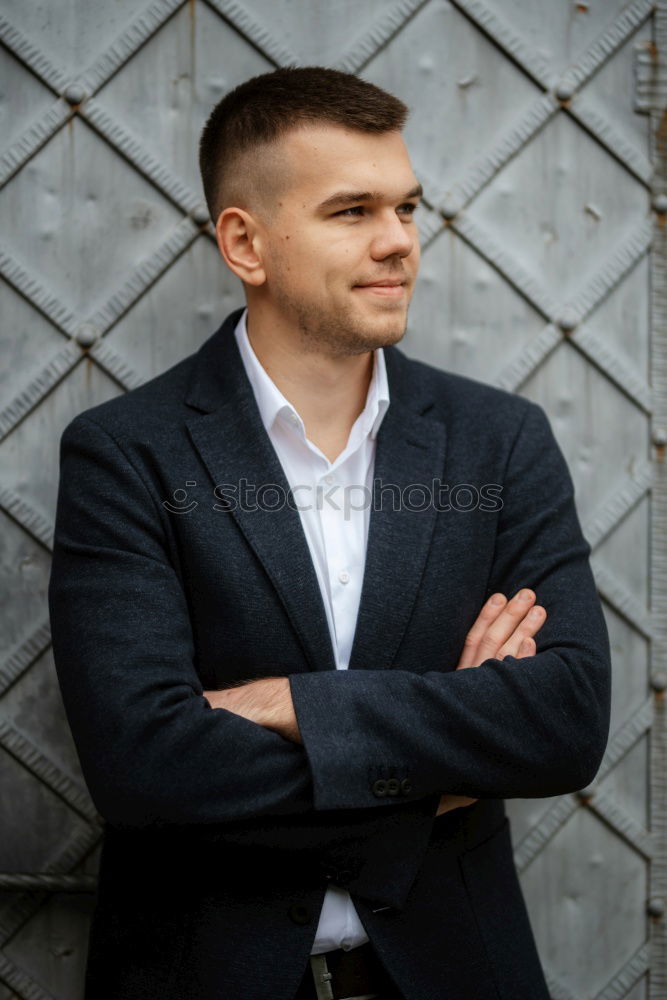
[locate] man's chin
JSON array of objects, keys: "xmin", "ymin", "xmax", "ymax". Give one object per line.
[
  {"xmin": 288, "ymin": 298, "xmax": 410, "ymax": 355},
  {"xmin": 377, "ymin": 323, "xmax": 408, "ymax": 348},
  {"xmin": 358, "ymin": 308, "xmax": 409, "ymax": 348},
  {"xmin": 345, "ymin": 321, "xmax": 407, "ymax": 354}
]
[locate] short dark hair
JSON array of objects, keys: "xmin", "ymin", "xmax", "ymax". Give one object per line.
[{"xmin": 198, "ymin": 66, "xmax": 409, "ymax": 224}]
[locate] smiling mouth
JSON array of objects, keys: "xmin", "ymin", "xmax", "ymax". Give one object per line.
[
  {"xmin": 354, "ymin": 281, "xmax": 407, "ymax": 297},
  {"xmin": 355, "ymin": 279, "xmax": 406, "ymax": 288}
]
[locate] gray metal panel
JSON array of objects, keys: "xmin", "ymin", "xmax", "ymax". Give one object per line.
[{"xmin": 0, "ymin": 0, "xmax": 659, "ymax": 996}]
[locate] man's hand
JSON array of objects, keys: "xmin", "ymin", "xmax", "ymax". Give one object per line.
[
  {"xmin": 455, "ymin": 588, "xmax": 545, "ymax": 671},
  {"xmin": 436, "ymin": 588, "xmax": 547, "ymax": 817},
  {"xmin": 204, "ymin": 677, "xmax": 302, "ymax": 744},
  {"xmin": 204, "ymin": 589, "xmax": 546, "ymax": 815}
]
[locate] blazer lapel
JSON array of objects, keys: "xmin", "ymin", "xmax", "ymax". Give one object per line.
[
  {"xmin": 183, "ymin": 310, "xmax": 447, "ymax": 677},
  {"xmin": 347, "ymin": 347, "xmax": 447, "ymax": 673},
  {"xmin": 184, "ymin": 310, "xmax": 337, "ymax": 673}
]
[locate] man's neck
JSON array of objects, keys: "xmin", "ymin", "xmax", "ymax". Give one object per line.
[{"xmin": 245, "ymin": 310, "xmax": 375, "ymax": 462}]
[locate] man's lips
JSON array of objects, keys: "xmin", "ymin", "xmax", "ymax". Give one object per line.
[
  {"xmin": 353, "ymin": 279, "xmax": 407, "ymax": 297},
  {"xmin": 354, "ymin": 279, "xmax": 406, "ymax": 287}
]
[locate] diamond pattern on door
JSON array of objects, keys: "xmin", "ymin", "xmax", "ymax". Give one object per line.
[{"xmin": 0, "ymin": 1, "xmax": 659, "ymax": 997}]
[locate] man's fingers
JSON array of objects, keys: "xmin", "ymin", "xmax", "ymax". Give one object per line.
[
  {"xmin": 456, "ymin": 593, "xmax": 508, "ymax": 670},
  {"xmin": 456, "ymin": 589, "xmax": 547, "ymax": 670},
  {"xmin": 436, "ymin": 793, "xmax": 479, "ymax": 816},
  {"xmin": 498, "ymin": 612, "xmax": 546, "ymax": 660},
  {"xmin": 475, "ymin": 588, "xmax": 537, "ymax": 657}
]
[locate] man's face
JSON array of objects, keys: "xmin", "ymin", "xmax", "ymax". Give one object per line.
[{"xmin": 256, "ymin": 124, "xmax": 421, "ymax": 356}]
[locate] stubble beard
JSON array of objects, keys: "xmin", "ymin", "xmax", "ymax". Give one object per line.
[{"xmin": 273, "ymin": 286, "xmax": 410, "ymax": 357}]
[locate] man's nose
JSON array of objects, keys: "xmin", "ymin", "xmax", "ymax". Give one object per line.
[{"xmin": 370, "ymin": 211, "xmax": 415, "ymax": 261}]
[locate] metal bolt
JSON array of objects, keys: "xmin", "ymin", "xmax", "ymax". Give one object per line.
[
  {"xmin": 64, "ymin": 84, "xmax": 86, "ymax": 106},
  {"xmin": 653, "ymin": 194, "xmax": 667, "ymax": 214},
  {"xmin": 648, "ymin": 897, "xmax": 665, "ymax": 918},
  {"xmin": 441, "ymin": 197, "xmax": 461, "ymax": 220},
  {"xmin": 191, "ymin": 204, "xmax": 210, "ymax": 226},
  {"xmin": 653, "ymin": 427, "xmax": 667, "ymax": 448},
  {"xmin": 555, "ymin": 82, "xmax": 574, "ymax": 102},
  {"xmin": 557, "ymin": 308, "xmax": 578, "ymax": 332},
  {"xmin": 651, "ymin": 670, "xmax": 667, "ymax": 692},
  {"xmin": 75, "ymin": 323, "xmax": 99, "ymax": 348}
]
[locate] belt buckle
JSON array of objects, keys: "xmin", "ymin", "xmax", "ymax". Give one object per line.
[{"xmin": 308, "ymin": 952, "xmax": 380, "ymax": 1000}]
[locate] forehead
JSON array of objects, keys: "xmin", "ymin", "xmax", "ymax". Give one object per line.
[{"xmin": 276, "ymin": 124, "xmax": 418, "ymax": 203}]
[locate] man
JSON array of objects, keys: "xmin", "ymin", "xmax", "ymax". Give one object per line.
[{"xmin": 48, "ymin": 67, "xmax": 611, "ymax": 1000}]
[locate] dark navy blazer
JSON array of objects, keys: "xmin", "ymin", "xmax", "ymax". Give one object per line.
[{"xmin": 48, "ymin": 307, "xmax": 611, "ymax": 999}]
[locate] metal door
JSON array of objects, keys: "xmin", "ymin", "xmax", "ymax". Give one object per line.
[{"xmin": 0, "ymin": 1, "xmax": 662, "ymax": 996}]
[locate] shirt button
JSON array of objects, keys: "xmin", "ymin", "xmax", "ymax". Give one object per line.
[
  {"xmin": 338, "ymin": 570, "xmax": 350, "ymax": 585},
  {"xmin": 324, "ymin": 473, "xmax": 334, "ymax": 485},
  {"xmin": 289, "ymin": 413, "xmax": 299, "ymax": 426}
]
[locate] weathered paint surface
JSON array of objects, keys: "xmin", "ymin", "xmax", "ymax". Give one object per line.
[{"xmin": 0, "ymin": 1, "xmax": 659, "ymax": 996}]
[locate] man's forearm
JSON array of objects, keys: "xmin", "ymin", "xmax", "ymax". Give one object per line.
[
  {"xmin": 205, "ymin": 677, "xmax": 302, "ymax": 744},
  {"xmin": 206, "ymin": 589, "xmax": 547, "ymax": 814}
]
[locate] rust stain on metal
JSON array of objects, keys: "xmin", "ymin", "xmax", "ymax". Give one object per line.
[{"xmin": 656, "ymin": 107, "xmax": 667, "ymax": 165}]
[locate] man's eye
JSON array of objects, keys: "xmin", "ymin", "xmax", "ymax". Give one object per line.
[{"xmin": 333, "ymin": 203, "xmax": 418, "ymax": 219}]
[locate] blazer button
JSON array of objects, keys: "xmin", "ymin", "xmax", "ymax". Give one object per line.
[
  {"xmin": 386, "ymin": 778, "xmax": 400, "ymax": 796},
  {"xmin": 288, "ymin": 903, "xmax": 312, "ymax": 925},
  {"xmin": 372, "ymin": 779, "xmax": 388, "ymax": 797},
  {"xmin": 400, "ymin": 778, "xmax": 412, "ymax": 795}
]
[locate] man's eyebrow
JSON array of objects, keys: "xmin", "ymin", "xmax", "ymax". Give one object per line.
[{"xmin": 317, "ymin": 183, "xmax": 423, "ymax": 211}]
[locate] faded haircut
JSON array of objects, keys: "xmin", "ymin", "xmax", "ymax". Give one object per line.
[{"xmin": 198, "ymin": 66, "xmax": 409, "ymax": 224}]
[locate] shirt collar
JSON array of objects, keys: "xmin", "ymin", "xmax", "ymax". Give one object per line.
[{"xmin": 233, "ymin": 307, "xmax": 390, "ymax": 441}]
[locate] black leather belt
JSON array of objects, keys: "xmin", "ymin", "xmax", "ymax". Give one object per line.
[{"xmin": 294, "ymin": 942, "xmax": 400, "ymax": 1000}]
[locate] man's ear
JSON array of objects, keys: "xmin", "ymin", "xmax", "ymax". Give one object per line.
[{"xmin": 215, "ymin": 207, "xmax": 266, "ymax": 286}]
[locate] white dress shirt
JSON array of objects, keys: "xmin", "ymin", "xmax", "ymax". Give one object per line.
[{"xmin": 233, "ymin": 308, "xmax": 390, "ymax": 954}]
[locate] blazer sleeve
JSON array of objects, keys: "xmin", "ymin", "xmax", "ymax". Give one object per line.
[
  {"xmin": 48, "ymin": 412, "xmax": 445, "ymax": 907},
  {"xmin": 48, "ymin": 413, "xmax": 318, "ymax": 828},
  {"xmin": 289, "ymin": 400, "xmax": 612, "ymax": 811}
]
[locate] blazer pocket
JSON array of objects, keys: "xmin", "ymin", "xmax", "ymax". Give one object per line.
[{"xmin": 458, "ymin": 817, "xmax": 550, "ymax": 1000}]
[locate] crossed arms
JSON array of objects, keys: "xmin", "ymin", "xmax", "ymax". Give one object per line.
[
  {"xmin": 203, "ymin": 588, "xmax": 548, "ymax": 817},
  {"xmin": 47, "ymin": 400, "xmax": 611, "ymax": 829}
]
